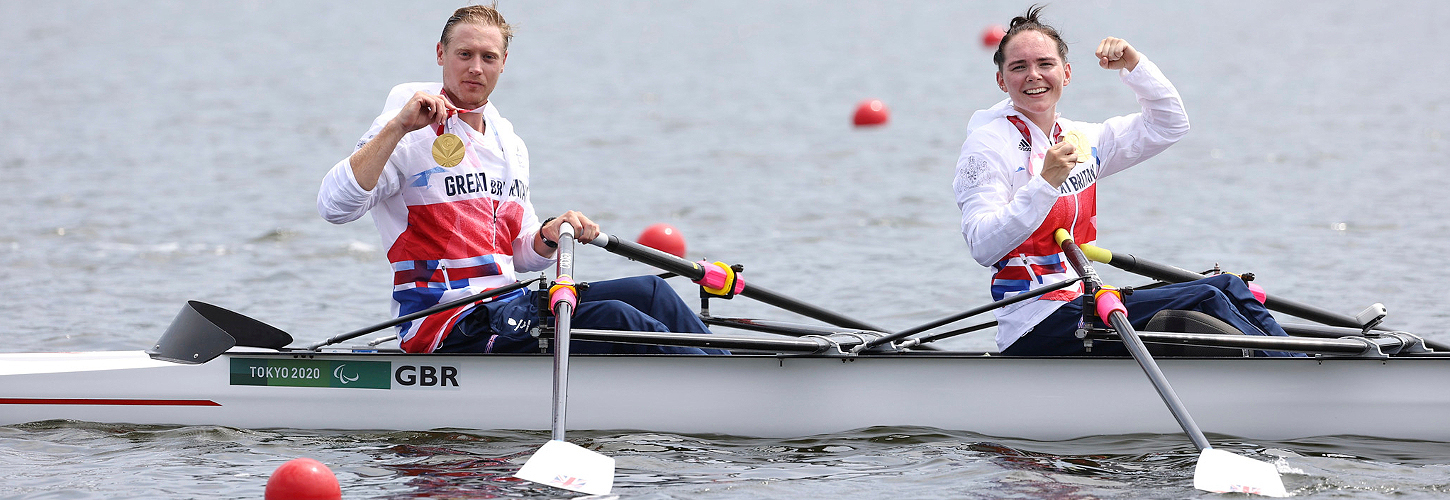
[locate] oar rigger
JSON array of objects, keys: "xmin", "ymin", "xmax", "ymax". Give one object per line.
[{"xmin": 1072, "ymin": 283, "xmax": 1128, "ymax": 354}]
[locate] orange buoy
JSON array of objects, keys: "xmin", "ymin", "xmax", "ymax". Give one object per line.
[
  {"xmin": 852, "ymin": 99, "xmax": 889, "ymax": 127},
  {"xmin": 636, "ymin": 223, "xmax": 686, "ymax": 257},
  {"xmin": 982, "ymin": 24, "xmax": 1006, "ymax": 48},
  {"xmin": 265, "ymin": 458, "xmax": 341, "ymax": 500}
]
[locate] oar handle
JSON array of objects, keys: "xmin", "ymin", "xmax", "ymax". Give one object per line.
[
  {"xmin": 589, "ymin": 231, "xmax": 888, "ymax": 332},
  {"xmin": 1054, "ymin": 230, "xmax": 1106, "ymax": 289},
  {"xmin": 1056, "ymin": 229, "xmax": 1213, "ymax": 453},
  {"xmin": 556, "ymin": 224, "xmax": 576, "ymax": 282}
]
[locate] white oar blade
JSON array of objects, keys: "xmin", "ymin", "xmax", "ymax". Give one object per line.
[
  {"xmin": 1193, "ymin": 448, "xmax": 1288, "ymax": 497},
  {"xmin": 515, "ymin": 439, "xmax": 615, "ymax": 495}
]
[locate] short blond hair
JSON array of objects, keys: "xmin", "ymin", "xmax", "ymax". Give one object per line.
[{"xmin": 440, "ymin": 3, "xmax": 513, "ymax": 50}]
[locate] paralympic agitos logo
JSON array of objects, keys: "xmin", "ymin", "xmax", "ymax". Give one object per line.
[{"xmin": 333, "ymin": 364, "xmax": 361, "ymax": 384}]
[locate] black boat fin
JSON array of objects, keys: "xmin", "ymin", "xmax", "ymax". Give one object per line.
[{"xmin": 147, "ymin": 301, "xmax": 293, "ymax": 364}]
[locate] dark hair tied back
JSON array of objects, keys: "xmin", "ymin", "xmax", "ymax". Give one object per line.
[{"xmin": 992, "ymin": 4, "xmax": 1068, "ymax": 70}]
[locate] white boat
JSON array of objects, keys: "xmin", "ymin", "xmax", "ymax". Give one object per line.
[
  {"xmin": 4, "ymin": 235, "xmax": 1446, "ymax": 443},
  {"xmin": 2, "ymin": 328, "xmax": 1447, "ymax": 440}
]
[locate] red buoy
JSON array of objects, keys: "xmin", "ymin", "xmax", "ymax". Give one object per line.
[
  {"xmin": 852, "ymin": 99, "xmax": 889, "ymax": 127},
  {"xmin": 982, "ymin": 24, "xmax": 1006, "ymax": 48},
  {"xmin": 637, "ymin": 223, "xmax": 686, "ymax": 257},
  {"xmin": 265, "ymin": 458, "xmax": 341, "ymax": 500}
]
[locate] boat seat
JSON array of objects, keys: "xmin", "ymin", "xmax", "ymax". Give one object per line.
[{"xmin": 1142, "ymin": 310, "xmax": 1249, "ymax": 357}]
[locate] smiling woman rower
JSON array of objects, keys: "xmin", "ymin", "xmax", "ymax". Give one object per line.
[{"xmin": 953, "ymin": 5, "xmax": 1301, "ymax": 356}]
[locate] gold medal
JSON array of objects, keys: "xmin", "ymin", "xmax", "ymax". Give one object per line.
[
  {"xmin": 432, "ymin": 133, "xmax": 465, "ymax": 167},
  {"xmin": 1061, "ymin": 130, "xmax": 1092, "ymax": 163}
]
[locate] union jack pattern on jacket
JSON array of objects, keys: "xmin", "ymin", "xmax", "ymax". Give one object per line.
[
  {"xmin": 319, "ymin": 83, "xmax": 553, "ymax": 353},
  {"xmin": 953, "ymin": 58, "xmax": 1189, "ymax": 351}
]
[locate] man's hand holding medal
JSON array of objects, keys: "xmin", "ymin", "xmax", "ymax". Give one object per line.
[{"xmin": 394, "ymin": 91, "xmax": 462, "ymax": 133}]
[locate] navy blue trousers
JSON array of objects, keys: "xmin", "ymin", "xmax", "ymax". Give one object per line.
[
  {"xmin": 1002, "ymin": 274, "xmax": 1303, "ymax": 357},
  {"xmin": 437, "ymin": 275, "xmax": 728, "ymax": 355}
]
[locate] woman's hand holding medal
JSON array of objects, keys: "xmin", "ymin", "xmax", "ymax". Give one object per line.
[
  {"xmin": 1042, "ymin": 141, "xmax": 1080, "ymax": 188},
  {"xmin": 1044, "ymin": 129, "xmax": 1095, "ymax": 188}
]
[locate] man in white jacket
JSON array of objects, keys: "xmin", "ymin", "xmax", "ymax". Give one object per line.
[
  {"xmin": 954, "ymin": 6, "xmax": 1298, "ymax": 356},
  {"xmin": 318, "ymin": 5, "xmax": 723, "ymax": 355}
]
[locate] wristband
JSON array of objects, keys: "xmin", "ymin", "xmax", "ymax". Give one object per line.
[{"xmin": 540, "ymin": 217, "xmax": 558, "ymax": 248}]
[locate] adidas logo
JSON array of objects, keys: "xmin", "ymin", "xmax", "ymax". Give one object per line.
[{"xmin": 1017, "ymin": 139, "xmax": 1030, "ymax": 151}]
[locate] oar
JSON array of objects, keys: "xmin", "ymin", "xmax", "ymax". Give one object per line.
[
  {"xmin": 302, "ymin": 277, "xmax": 542, "ymax": 350},
  {"xmin": 1077, "ymin": 243, "xmax": 1450, "ymax": 352},
  {"xmin": 1056, "ymin": 230, "xmax": 1287, "ymax": 497},
  {"xmin": 1084, "ymin": 328, "xmax": 1434, "ymax": 357},
  {"xmin": 561, "ymin": 328, "xmax": 884, "ymax": 354},
  {"xmin": 701, "ymin": 316, "xmax": 878, "ymax": 337},
  {"xmin": 587, "ymin": 231, "xmax": 889, "ymax": 332},
  {"xmin": 896, "ymin": 321, "xmax": 996, "ymax": 349},
  {"xmin": 515, "ymin": 225, "xmax": 615, "ymax": 495},
  {"xmin": 1077, "ymin": 243, "xmax": 1380, "ymax": 328},
  {"xmin": 855, "ymin": 277, "xmax": 1083, "ymax": 351}
]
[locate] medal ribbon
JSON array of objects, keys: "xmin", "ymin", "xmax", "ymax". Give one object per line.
[
  {"xmin": 1004, "ymin": 115, "xmax": 1063, "ymax": 149},
  {"xmin": 1005, "ymin": 115, "xmax": 1063, "ymax": 176},
  {"xmin": 432, "ymin": 91, "xmax": 484, "ymax": 136}
]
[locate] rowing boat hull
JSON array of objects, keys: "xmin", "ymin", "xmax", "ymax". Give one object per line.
[{"xmin": 2, "ymin": 350, "xmax": 1445, "ymax": 441}]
